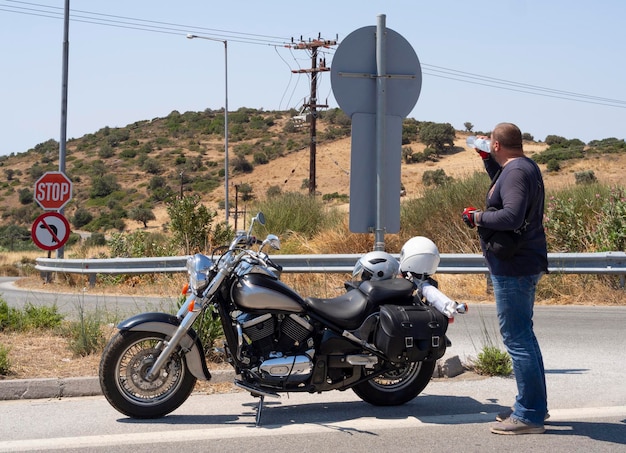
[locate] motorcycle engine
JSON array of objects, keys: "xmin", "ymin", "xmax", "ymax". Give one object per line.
[{"xmin": 235, "ymin": 312, "xmax": 315, "ymax": 384}]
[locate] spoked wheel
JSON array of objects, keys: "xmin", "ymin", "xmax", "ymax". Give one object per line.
[
  {"xmin": 352, "ymin": 360, "xmax": 436, "ymax": 406},
  {"xmin": 99, "ymin": 331, "xmax": 197, "ymax": 418}
]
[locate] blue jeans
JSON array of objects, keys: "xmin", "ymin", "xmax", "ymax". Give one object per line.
[{"xmin": 491, "ymin": 273, "xmax": 547, "ymax": 425}]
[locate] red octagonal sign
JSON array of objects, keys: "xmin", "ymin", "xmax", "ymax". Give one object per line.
[{"xmin": 34, "ymin": 171, "xmax": 73, "ymax": 210}]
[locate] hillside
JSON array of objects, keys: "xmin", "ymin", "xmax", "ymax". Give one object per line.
[{"xmin": 1, "ymin": 109, "xmax": 625, "ymax": 238}]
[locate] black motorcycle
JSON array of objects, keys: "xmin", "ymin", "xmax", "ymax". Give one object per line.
[{"xmin": 99, "ymin": 213, "xmax": 466, "ymax": 425}]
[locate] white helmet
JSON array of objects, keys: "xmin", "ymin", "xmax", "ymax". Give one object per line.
[
  {"xmin": 399, "ymin": 236, "xmax": 440, "ymax": 276},
  {"xmin": 352, "ymin": 251, "xmax": 399, "ymax": 281}
]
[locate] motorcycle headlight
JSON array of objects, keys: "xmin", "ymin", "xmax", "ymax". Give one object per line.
[{"xmin": 186, "ymin": 253, "xmax": 214, "ymax": 293}]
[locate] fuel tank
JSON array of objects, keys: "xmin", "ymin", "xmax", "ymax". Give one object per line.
[{"xmin": 231, "ymin": 273, "xmax": 305, "ymax": 313}]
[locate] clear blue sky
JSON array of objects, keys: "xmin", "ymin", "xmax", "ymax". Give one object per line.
[{"xmin": 2, "ymin": 0, "xmax": 625, "ymax": 156}]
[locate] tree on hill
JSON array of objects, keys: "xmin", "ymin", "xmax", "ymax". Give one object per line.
[
  {"xmin": 18, "ymin": 188, "xmax": 33, "ymax": 205},
  {"xmin": 90, "ymin": 174, "xmax": 120, "ymax": 198},
  {"xmin": 72, "ymin": 208, "xmax": 93, "ymax": 229},
  {"xmin": 130, "ymin": 207, "xmax": 156, "ymax": 228},
  {"xmin": 402, "ymin": 118, "xmax": 420, "ymax": 144},
  {"xmin": 166, "ymin": 195, "xmax": 215, "ymax": 254},
  {"xmin": 419, "ymin": 122, "xmax": 456, "ymax": 154},
  {"xmin": 238, "ymin": 183, "xmax": 254, "ymax": 202}
]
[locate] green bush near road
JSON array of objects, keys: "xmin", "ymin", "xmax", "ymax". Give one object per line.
[{"xmin": 0, "ymin": 299, "xmax": 63, "ymax": 332}]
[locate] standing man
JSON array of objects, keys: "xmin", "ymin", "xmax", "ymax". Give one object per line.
[{"xmin": 462, "ymin": 122, "xmax": 549, "ymax": 435}]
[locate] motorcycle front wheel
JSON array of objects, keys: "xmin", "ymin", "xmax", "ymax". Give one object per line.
[
  {"xmin": 99, "ymin": 330, "xmax": 197, "ymax": 418},
  {"xmin": 352, "ymin": 360, "xmax": 436, "ymax": 406}
]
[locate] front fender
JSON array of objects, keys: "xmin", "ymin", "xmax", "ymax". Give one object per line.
[{"xmin": 117, "ymin": 312, "xmax": 212, "ymax": 381}]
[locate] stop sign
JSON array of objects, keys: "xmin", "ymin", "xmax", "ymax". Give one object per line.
[{"xmin": 34, "ymin": 171, "xmax": 73, "ymax": 210}]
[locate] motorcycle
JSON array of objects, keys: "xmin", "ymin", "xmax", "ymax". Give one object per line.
[{"xmin": 99, "ymin": 213, "xmax": 467, "ymax": 426}]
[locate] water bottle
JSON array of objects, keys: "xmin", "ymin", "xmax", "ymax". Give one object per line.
[
  {"xmin": 466, "ymin": 135, "xmax": 491, "ymax": 154},
  {"xmin": 419, "ymin": 281, "xmax": 467, "ymax": 319}
]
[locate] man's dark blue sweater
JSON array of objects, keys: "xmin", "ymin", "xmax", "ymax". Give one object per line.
[{"xmin": 479, "ymin": 156, "xmax": 548, "ymax": 276}]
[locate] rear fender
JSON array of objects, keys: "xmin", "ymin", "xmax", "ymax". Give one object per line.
[{"xmin": 117, "ymin": 312, "xmax": 212, "ymax": 381}]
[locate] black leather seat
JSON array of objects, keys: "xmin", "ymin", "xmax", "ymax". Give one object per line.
[{"xmin": 304, "ymin": 278, "xmax": 415, "ymax": 330}]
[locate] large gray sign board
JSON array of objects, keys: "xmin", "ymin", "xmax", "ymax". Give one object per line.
[{"xmin": 331, "ymin": 22, "xmax": 421, "ymax": 234}]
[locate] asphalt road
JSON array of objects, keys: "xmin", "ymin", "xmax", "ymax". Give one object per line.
[
  {"xmin": 1, "ymin": 277, "xmax": 625, "ymax": 451},
  {"xmin": 0, "ymin": 382, "xmax": 624, "ymax": 452},
  {"xmin": 0, "ymin": 277, "xmax": 178, "ymax": 319}
]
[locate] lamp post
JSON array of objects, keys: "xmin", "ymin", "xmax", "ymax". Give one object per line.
[{"xmin": 186, "ymin": 33, "xmax": 229, "ymax": 223}]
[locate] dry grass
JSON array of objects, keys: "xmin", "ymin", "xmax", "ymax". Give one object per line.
[
  {"xmin": 0, "ymin": 330, "xmax": 239, "ymax": 394},
  {"xmin": 0, "ymin": 330, "xmax": 107, "ymax": 380}
]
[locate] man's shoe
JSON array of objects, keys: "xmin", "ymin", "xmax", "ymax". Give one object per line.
[
  {"xmin": 496, "ymin": 407, "xmax": 550, "ymax": 422},
  {"xmin": 490, "ymin": 417, "xmax": 545, "ymax": 435}
]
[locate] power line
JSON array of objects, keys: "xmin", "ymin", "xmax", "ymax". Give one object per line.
[
  {"xmin": 422, "ymin": 63, "xmax": 626, "ymax": 109},
  {"xmin": 2, "ymin": 1, "xmax": 625, "ymax": 109},
  {"xmin": 1, "ymin": 1, "xmax": 290, "ymax": 46}
]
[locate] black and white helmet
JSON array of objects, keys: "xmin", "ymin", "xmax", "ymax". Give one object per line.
[{"xmin": 352, "ymin": 251, "xmax": 399, "ymax": 281}]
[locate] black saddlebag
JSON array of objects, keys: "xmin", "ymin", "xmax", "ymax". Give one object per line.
[{"xmin": 375, "ymin": 304, "xmax": 448, "ymax": 362}]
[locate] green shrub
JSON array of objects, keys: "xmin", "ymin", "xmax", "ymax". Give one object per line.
[
  {"xmin": 546, "ymin": 159, "xmax": 560, "ymax": 172},
  {"xmin": 253, "ymin": 152, "xmax": 268, "ymax": 165},
  {"xmin": 593, "ymin": 187, "xmax": 626, "ymax": 252},
  {"xmin": 0, "ymin": 344, "xmax": 11, "ymax": 375},
  {"xmin": 322, "ymin": 192, "xmax": 349, "ymax": 203},
  {"xmin": 574, "ymin": 170, "xmax": 597, "ymax": 185},
  {"xmin": 0, "ymin": 300, "xmax": 63, "ymax": 332},
  {"xmin": 544, "ymin": 183, "xmax": 613, "ymax": 252},
  {"xmin": 473, "ymin": 346, "xmax": 513, "ymax": 376},
  {"xmin": 98, "ymin": 145, "xmax": 115, "ymax": 158},
  {"xmin": 64, "ymin": 310, "xmax": 106, "ymax": 357},
  {"xmin": 252, "ymin": 192, "xmax": 343, "ymax": 239},
  {"xmin": 119, "ymin": 148, "xmax": 137, "ymax": 159},
  {"xmin": 232, "ymin": 155, "xmax": 254, "ymax": 173},
  {"xmin": 72, "ymin": 208, "xmax": 94, "ymax": 228},
  {"xmin": 23, "ymin": 304, "xmax": 63, "ymax": 330},
  {"xmin": 422, "ymin": 169, "xmax": 452, "ymax": 186},
  {"xmin": 108, "ymin": 230, "xmax": 177, "ymax": 258},
  {"xmin": 0, "ymin": 299, "xmax": 20, "ymax": 331},
  {"xmin": 533, "ymin": 143, "xmax": 584, "ymax": 164},
  {"xmin": 167, "ymin": 195, "xmax": 217, "ymax": 254},
  {"xmin": 266, "ymin": 185, "xmax": 282, "ymax": 198},
  {"xmin": 85, "ymin": 232, "xmax": 107, "ymax": 247},
  {"xmin": 176, "ymin": 297, "xmax": 223, "ymax": 356}
]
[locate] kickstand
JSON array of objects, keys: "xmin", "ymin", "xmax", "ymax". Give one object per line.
[
  {"xmin": 234, "ymin": 380, "xmax": 279, "ymax": 427},
  {"xmin": 255, "ymin": 395, "xmax": 265, "ymax": 427}
]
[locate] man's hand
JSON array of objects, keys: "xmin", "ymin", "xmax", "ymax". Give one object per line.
[
  {"xmin": 462, "ymin": 207, "xmax": 481, "ymax": 228},
  {"xmin": 475, "ymin": 149, "xmax": 490, "ymax": 160}
]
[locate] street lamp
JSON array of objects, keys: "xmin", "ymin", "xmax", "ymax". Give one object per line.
[{"xmin": 186, "ymin": 33, "xmax": 229, "ymax": 223}]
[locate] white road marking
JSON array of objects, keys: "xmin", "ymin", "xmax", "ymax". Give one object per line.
[{"xmin": 1, "ymin": 406, "xmax": 625, "ymax": 452}]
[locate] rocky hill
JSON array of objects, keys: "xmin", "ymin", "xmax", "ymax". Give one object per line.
[{"xmin": 1, "ymin": 108, "xmax": 624, "ymax": 240}]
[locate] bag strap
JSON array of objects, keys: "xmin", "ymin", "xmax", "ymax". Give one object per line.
[{"xmin": 488, "ymin": 165, "xmax": 540, "ymax": 234}]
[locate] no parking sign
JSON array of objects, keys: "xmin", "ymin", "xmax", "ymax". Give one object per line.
[{"xmin": 31, "ymin": 212, "xmax": 71, "ymax": 251}]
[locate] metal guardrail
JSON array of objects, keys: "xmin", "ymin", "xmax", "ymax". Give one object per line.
[{"xmin": 35, "ymin": 252, "xmax": 626, "ymax": 276}]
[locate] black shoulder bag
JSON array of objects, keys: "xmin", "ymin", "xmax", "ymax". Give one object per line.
[{"xmin": 477, "ymin": 169, "xmax": 537, "ymax": 261}]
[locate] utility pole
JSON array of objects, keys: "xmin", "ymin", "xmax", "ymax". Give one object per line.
[{"xmin": 290, "ymin": 36, "xmax": 336, "ymax": 195}]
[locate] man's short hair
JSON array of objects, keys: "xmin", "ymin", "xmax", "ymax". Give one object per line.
[{"xmin": 493, "ymin": 122, "xmax": 523, "ymax": 149}]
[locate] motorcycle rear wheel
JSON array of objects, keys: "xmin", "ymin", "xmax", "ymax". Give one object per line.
[
  {"xmin": 99, "ymin": 330, "xmax": 197, "ymax": 418},
  {"xmin": 352, "ymin": 360, "xmax": 436, "ymax": 406}
]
